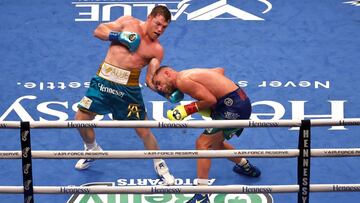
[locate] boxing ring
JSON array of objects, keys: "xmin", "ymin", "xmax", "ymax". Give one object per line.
[{"xmin": 1, "ymin": 119, "xmax": 360, "ymax": 203}]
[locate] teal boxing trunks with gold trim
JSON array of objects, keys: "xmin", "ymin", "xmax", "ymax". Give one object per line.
[{"xmin": 78, "ymin": 62, "xmax": 145, "ymax": 120}]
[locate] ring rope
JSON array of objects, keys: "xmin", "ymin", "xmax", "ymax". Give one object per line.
[
  {"xmin": 0, "ymin": 184, "xmax": 360, "ymax": 194},
  {"xmin": 2, "ymin": 119, "xmax": 360, "ymax": 202},
  {"xmin": 1, "ymin": 118, "xmax": 360, "ymax": 129},
  {"xmin": 1, "ymin": 148, "xmax": 360, "ymax": 159}
]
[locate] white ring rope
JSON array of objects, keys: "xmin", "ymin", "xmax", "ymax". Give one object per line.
[
  {"xmin": 1, "ymin": 118, "xmax": 360, "ymax": 129},
  {"xmin": 2, "ymin": 119, "xmax": 360, "ymax": 197},
  {"xmin": 0, "ymin": 184, "xmax": 360, "ymax": 194},
  {"xmin": 1, "ymin": 148, "xmax": 360, "ymax": 159}
]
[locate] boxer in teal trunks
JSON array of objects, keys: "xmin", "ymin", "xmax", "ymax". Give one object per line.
[
  {"xmin": 74, "ymin": 6, "xmax": 183, "ymax": 185},
  {"xmin": 78, "ymin": 62, "xmax": 146, "ymax": 120},
  {"xmin": 80, "ymin": 77, "xmax": 144, "ymax": 120},
  {"xmin": 152, "ymin": 66, "xmax": 261, "ymax": 203}
]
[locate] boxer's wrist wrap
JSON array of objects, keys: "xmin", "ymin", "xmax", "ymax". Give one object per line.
[
  {"xmin": 184, "ymin": 102, "xmax": 199, "ymax": 115},
  {"xmin": 166, "ymin": 103, "xmax": 198, "ymax": 121},
  {"xmin": 109, "ymin": 31, "xmax": 120, "ymax": 42}
]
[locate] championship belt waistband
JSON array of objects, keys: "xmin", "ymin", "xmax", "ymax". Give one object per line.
[{"xmin": 97, "ymin": 62, "xmax": 141, "ymax": 86}]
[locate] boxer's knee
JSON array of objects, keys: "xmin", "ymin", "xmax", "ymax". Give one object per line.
[
  {"xmin": 196, "ymin": 135, "xmax": 210, "ymax": 150},
  {"xmin": 211, "ymin": 142, "xmax": 224, "ymax": 150},
  {"xmin": 196, "ymin": 132, "xmax": 225, "ymax": 150},
  {"xmin": 75, "ymin": 109, "xmax": 96, "ymax": 121}
]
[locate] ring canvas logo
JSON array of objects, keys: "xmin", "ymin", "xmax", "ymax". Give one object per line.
[
  {"xmin": 73, "ymin": 0, "xmax": 272, "ymax": 22},
  {"xmin": 343, "ymin": 0, "xmax": 360, "ymax": 6},
  {"xmin": 0, "ymin": 95, "xmax": 349, "ymax": 131},
  {"xmin": 66, "ymin": 180, "xmax": 274, "ymax": 203}
]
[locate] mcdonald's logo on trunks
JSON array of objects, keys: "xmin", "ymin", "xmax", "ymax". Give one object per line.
[{"xmin": 127, "ymin": 104, "xmax": 141, "ymax": 119}]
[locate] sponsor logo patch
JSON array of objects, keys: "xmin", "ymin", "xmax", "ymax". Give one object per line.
[{"xmin": 79, "ymin": 96, "xmax": 92, "ymax": 109}]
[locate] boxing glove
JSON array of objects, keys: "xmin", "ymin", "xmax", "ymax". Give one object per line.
[
  {"xmin": 167, "ymin": 102, "xmax": 199, "ymax": 121},
  {"xmin": 109, "ymin": 31, "xmax": 140, "ymax": 52}
]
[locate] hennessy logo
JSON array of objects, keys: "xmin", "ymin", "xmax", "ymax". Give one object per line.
[{"xmin": 127, "ymin": 104, "xmax": 141, "ymax": 119}]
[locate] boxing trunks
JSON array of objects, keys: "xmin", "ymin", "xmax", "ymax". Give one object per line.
[
  {"xmin": 78, "ymin": 62, "xmax": 146, "ymax": 120},
  {"xmin": 203, "ymin": 87, "xmax": 251, "ymax": 140}
]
